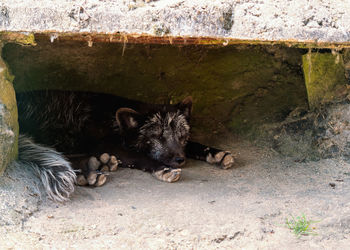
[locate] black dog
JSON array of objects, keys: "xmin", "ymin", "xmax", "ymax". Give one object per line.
[{"xmin": 16, "ymin": 90, "xmax": 234, "ymax": 201}]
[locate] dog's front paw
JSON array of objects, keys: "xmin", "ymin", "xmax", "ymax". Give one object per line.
[
  {"xmin": 206, "ymin": 151, "xmax": 234, "ymax": 169},
  {"xmin": 153, "ymin": 168, "xmax": 182, "ymax": 183}
]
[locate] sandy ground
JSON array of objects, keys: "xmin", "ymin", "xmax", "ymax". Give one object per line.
[{"xmin": 1, "ymin": 136, "xmax": 350, "ymax": 249}]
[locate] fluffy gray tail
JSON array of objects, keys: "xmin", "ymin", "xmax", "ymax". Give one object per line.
[{"xmin": 17, "ymin": 134, "xmax": 76, "ymax": 202}]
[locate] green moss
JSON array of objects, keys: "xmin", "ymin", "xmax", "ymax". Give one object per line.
[
  {"xmin": 0, "ymin": 32, "xmax": 36, "ymax": 46},
  {"xmin": 0, "ymin": 42, "xmax": 18, "ymax": 175},
  {"xmin": 302, "ymin": 51, "xmax": 348, "ymax": 109}
]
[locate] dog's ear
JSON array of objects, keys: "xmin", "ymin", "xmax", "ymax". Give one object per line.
[
  {"xmin": 178, "ymin": 96, "xmax": 193, "ymax": 119},
  {"xmin": 116, "ymin": 108, "xmax": 142, "ymax": 131}
]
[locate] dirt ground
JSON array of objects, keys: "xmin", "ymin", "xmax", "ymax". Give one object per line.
[{"xmin": 1, "ymin": 134, "xmax": 350, "ymax": 249}]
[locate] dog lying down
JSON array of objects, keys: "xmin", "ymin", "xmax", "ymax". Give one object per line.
[{"xmin": 16, "ymin": 90, "xmax": 234, "ymax": 201}]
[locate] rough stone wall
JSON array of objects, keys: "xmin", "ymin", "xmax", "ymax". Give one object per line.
[
  {"xmin": 1, "ymin": 0, "xmax": 350, "ymax": 43},
  {"xmin": 0, "ymin": 43, "xmax": 18, "ymax": 175},
  {"xmin": 2, "ymin": 39, "xmax": 307, "ymax": 138},
  {"xmin": 259, "ymin": 98, "xmax": 350, "ymax": 162}
]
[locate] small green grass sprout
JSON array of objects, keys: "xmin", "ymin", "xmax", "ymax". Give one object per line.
[{"xmin": 285, "ymin": 214, "xmax": 318, "ymax": 237}]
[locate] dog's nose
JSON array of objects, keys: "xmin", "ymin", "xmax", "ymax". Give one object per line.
[{"xmin": 175, "ymin": 157, "xmax": 185, "ymax": 164}]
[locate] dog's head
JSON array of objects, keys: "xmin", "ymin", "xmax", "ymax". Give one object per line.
[{"xmin": 115, "ymin": 97, "xmax": 192, "ymax": 168}]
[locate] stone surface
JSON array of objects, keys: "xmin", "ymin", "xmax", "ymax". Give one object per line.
[
  {"xmin": 0, "ymin": 43, "xmax": 18, "ymax": 175},
  {"xmin": 2, "ymin": 39, "xmax": 307, "ymax": 135},
  {"xmin": 302, "ymin": 51, "xmax": 348, "ymax": 109},
  {"xmin": 0, "ymin": 0, "xmax": 350, "ymax": 44},
  {"xmin": 260, "ymin": 99, "xmax": 350, "ymax": 160}
]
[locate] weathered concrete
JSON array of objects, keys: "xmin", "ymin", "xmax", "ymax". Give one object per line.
[
  {"xmin": 0, "ymin": 0, "xmax": 350, "ymax": 45},
  {"xmin": 302, "ymin": 51, "xmax": 348, "ymax": 109},
  {"xmin": 2, "ymin": 39, "xmax": 307, "ymax": 136},
  {"xmin": 0, "ymin": 42, "xmax": 18, "ymax": 175},
  {"xmin": 0, "ymin": 0, "xmax": 349, "ymax": 174}
]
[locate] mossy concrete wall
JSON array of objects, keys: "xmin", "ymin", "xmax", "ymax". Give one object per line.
[
  {"xmin": 2, "ymin": 37, "xmax": 308, "ymax": 138},
  {"xmin": 1, "ymin": 35, "xmax": 350, "ymax": 172},
  {"xmin": 302, "ymin": 51, "xmax": 348, "ymax": 109},
  {"xmin": 0, "ymin": 42, "xmax": 18, "ymax": 175}
]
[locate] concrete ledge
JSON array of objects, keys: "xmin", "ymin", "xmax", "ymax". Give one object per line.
[{"xmin": 1, "ymin": 0, "xmax": 350, "ymax": 44}]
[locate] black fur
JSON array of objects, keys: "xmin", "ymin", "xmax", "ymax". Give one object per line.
[{"xmin": 16, "ymin": 90, "xmax": 234, "ymax": 200}]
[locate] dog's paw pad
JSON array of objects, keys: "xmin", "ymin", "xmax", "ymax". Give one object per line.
[
  {"xmin": 88, "ymin": 156, "xmax": 100, "ymax": 171},
  {"xmin": 76, "ymin": 174, "xmax": 88, "ymax": 186},
  {"xmin": 108, "ymin": 155, "xmax": 119, "ymax": 172},
  {"xmin": 153, "ymin": 168, "xmax": 182, "ymax": 183},
  {"xmin": 85, "ymin": 171, "xmax": 108, "ymax": 187},
  {"xmin": 99, "ymin": 153, "xmax": 110, "ymax": 164},
  {"xmin": 87, "ymin": 171, "xmax": 98, "ymax": 185},
  {"xmin": 88, "ymin": 154, "xmax": 121, "ymax": 172},
  {"xmin": 95, "ymin": 173, "xmax": 107, "ymax": 187}
]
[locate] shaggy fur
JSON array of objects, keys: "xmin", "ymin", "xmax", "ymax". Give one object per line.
[
  {"xmin": 137, "ymin": 111, "xmax": 190, "ymax": 167},
  {"xmin": 16, "ymin": 135, "xmax": 76, "ymax": 202},
  {"xmin": 15, "ymin": 90, "xmax": 234, "ymax": 201}
]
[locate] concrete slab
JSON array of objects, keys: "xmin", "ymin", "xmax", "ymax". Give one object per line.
[{"xmin": 0, "ymin": 0, "xmax": 350, "ymax": 44}]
